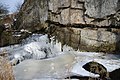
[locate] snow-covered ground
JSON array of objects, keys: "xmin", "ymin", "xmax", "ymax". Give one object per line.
[{"xmin": 0, "ymin": 34, "xmax": 120, "ymax": 80}]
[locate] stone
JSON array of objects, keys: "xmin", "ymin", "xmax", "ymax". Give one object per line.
[
  {"xmin": 71, "ymin": 28, "xmax": 81, "ymax": 35},
  {"xmin": 49, "ymin": 0, "xmax": 59, "ymax": 12},
  {"xmin": 17, "ymin": 0, "xmax": 120, "ymax": 29},
  {"xmin": 16, "ymin": 0, "xmax": 48, "ymax": 30},
  {"xmin": 51, "ymin": 13, "xmax": 60, "ymax": 22},
  {"xmin": 71, "ymin": 0, "xmax": 83, "ymax": 9},
  {"xmin": 59, "ymin": 0, "xmax": 70, "ymax": 8},
  {"xmin": 70, "ymin": 9, "xmax": 85, "ymax": 24},
  {"xmin": 83, "ymin": 61, "xmax": 109, "ymax": 79},
  {"xmin": 71, "ymin": 34, "xmax": 80, "ymax": 44},
  {"xmin": 91, "ymin": 19, "xmax": 111, "ymax": 26},
  {"xmin": 60, "ymin": 8, "xmax": 70, "ymax": 24},
  {"xmin": 110, "ymin": 68, "xmax": 120, "ymax": 80},
  {"xmin": 85, "ymin": 0, "xmax": 119, "ymax": 18},
  {"xmin": 84, "ymin": 16, "xmax": 94, "ymax": 24},
  {"xmin": 15, "ymin": 0, "xmax": 120, "ymax": 52},
  {"xmin": 80, "ymin": 29, "xmax": 117, "ymax": 44},
  {"xmin": 78, "ymin": 0, "xmax": 85, "ymax": 2},
  {"xmin": 80, "ymin": 28, "xmax": 118, "ymax": 52}
]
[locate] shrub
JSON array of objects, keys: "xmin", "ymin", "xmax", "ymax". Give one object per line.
[{"xmin": 0, "ymin": 56, "xmax": 14, "ymax": 80}]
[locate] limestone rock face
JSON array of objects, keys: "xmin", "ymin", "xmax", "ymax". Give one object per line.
[
  {"xmin": 80, "ymin": 29, "xmax": 118, "ymax": 52},
  {"xmin": 16, "ymin": 0, "xmax": 120, "ymax": 52},
  {"xmin": 17, "ymin": 0, "xmax": 120, "ymax": 29},
  {"xmin": 50, "ymin": 26, "xmax": 120, "ymax": 52},
  {"xmin": 18, "ymin": 0, "xmax": 120, "ymax": 29},
  {"xmin": 85, "ymin": 0, "xmax": 119, "ymax": 18},
  {"xmin": 16, "ymin": 0, "xmax": 48, "ymax": 31}
]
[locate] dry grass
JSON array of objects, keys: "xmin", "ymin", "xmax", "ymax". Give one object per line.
[{"xmin": 0, "ymin": 50, "xmax": 14, "ymax": 80}]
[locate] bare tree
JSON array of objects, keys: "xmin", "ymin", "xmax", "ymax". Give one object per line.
[{"xmin": 0, "ymin": 3, "xmax": 9, "ymax": 14}]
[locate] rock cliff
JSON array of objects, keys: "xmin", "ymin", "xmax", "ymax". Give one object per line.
[{"xmin": 16, "ymin": 0, "xmax": 120, "ymax": 52}]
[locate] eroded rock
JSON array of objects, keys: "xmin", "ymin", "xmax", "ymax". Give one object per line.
[
  {"xmin": 85, "ymin": 0, "xmax": 119, "ymax": 18},
  {"xmin": 15, "ymin": 0, "xmax": 120, "ymax": 52}
]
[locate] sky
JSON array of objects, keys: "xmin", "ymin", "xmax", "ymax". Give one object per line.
[{"xmin": 0, "ymin": 0, "xmax": 24, "ymax": 13}]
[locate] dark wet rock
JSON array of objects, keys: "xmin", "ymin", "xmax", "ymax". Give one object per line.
[
  {"xmin": 83, "ymin": 61, "xmax": 109, "ymax": 79},
  {"xmin": 109, "ymin": 68, "xmax": 120, "ymax": 80}
]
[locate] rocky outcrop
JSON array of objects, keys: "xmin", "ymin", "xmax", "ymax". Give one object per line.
[
  {"xmin": 17, "ymin": 0, "xmax": 120, "ymax": 28},
  {"xmin": 85, "ymin": 0, "xmax": 119, "ymax": 18},
  {"xmin": 16, "ymin": 0, "xmax": 120, "ymax": 52},
  {"xmin": 50, "ymin": 26, "xmax": 120, "ymax": 52},
  {"xmin": 16, "ymin": 0, "xmax": 48, "ymax": 32}
]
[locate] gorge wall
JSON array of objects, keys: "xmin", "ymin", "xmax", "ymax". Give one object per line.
[{"xmin": 16, "ymin": 0, "xmax": 120, "ymax": 53}]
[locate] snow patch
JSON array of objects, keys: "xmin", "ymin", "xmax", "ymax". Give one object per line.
[{"xmin": 0, "ymin": 34, "xmax": 120, "ymax": 79}]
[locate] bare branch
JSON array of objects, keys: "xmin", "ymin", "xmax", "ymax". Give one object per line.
[{"xmin": 0, "ymin": 3, "xmax": 9, "ymax": 14}]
